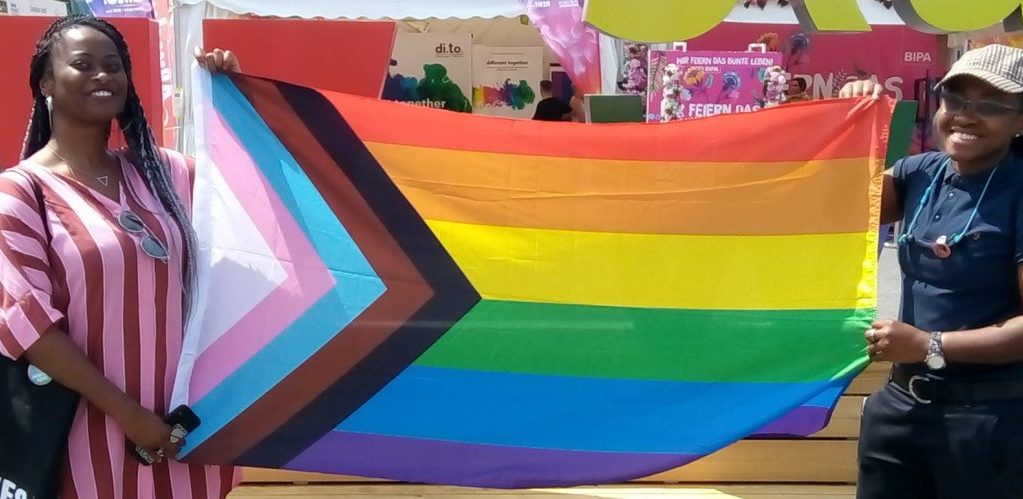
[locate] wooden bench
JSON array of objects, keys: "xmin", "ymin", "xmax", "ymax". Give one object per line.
[
  {"xmin": 229, "ymin": 484, "xmax": 857, "ymax": 498},
  {"xmin": 235, "ymin": 362, "xmax": 889, "ymax": 489}
]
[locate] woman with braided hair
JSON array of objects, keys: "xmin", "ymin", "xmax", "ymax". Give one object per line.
[{"xmin": 0, "ymin": 15, "xmax": 239, "ymax": 498}]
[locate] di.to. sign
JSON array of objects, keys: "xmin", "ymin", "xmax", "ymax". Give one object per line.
[{"xmin": 583, "ymin": 0, "xmax": 1023, "ymax": 43}]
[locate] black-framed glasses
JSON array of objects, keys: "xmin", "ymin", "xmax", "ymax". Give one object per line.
[
  {"xmin": 939, "ymin": 90, "xmax": 1020, "ymax": 118},
  {"xmin": 118, "ymin": 210, "xmax": 169, "ymax": 262}
]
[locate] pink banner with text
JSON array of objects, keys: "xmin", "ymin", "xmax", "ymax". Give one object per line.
[
  {"xmin": 689, "ymin": 23, "xmax": 945, "ymax": 101},
  {"xmin": 647, "ymin": 50, "xmax": 781, "ymax": 122}
]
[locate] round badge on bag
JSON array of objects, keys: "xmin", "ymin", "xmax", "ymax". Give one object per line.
[{"xmin": 27, "ymin": 365, "xmax": 53, "ymax": 386}]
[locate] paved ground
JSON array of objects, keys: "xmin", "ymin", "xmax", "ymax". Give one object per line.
[{"xmin": 877, "ymin": 247, "xmax": 901, "ymax": 320}]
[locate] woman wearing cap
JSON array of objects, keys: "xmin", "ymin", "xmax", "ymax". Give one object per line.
[{"xmin": 841, "ymin": 44, "xmax": 1023, "ymax": 498}]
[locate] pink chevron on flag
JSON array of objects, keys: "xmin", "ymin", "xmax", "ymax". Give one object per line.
[{"xmin": 189, "ymin": 106, "xmax": 336, "ymax": 401}]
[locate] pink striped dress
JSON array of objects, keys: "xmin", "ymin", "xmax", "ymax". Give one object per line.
[{"xmin": 0, "ymin": 149, "xmax": 238, "ymax": 499}]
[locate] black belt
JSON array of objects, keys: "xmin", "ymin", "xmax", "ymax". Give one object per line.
[{"xmin": 890, "ymin": 365, "xmax": 1023, "ymax": 404}]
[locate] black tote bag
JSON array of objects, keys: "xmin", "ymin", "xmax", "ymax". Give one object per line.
[
  {"xmin": 0, "ymin": 171, "xmax": 79, "ymax": 499},
  {"xmin": 0, "ymin": 360, "xmax": 78, "ymax": 499}
]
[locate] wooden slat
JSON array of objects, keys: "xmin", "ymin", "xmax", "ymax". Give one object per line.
[
  {"xmin": 243, "ymin": 440, "xmax": 857, "ymax": 485},
  {"xmin": 229, "ymin": 484, "xmax": 856, "ymax": 498},
  {"xmin": 639, "ymin": 440, "xmax": 857, "ymax": 483},
  {"xmin": 847, "ymin": 362, "xmax": 889, "ymax": 395},
  {"xmin": 242, "ymin": 468, "xmax": 377, "ymax": 484},
  {"xmin": 812, "ymin": 395, "xmax": 863, "ymax": 438}
]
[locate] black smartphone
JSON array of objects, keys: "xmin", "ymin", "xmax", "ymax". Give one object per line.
[
  {"xmin": 165, "ymin": 404, "xmax": 201, "ymax": 436},
  {"xmin": 129, "ymin": 405, "xmax": 201, "ymax": 466}
]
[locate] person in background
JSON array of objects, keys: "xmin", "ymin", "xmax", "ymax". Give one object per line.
[
  {"xmin": 784, "ymin": 76, "xmax": 811, "ymax": 104},
  {"xmin": 570, "ymin": 85, "xmax": 586, "ymax": 122},
  {"xmin": 0, "ymin": 14, "xmax": 239, "ymax": 499},
  {"xmin": 842, "ymin": 44, "xmax": 1023, "ymax": 499},
  {"xmin": 532, "ymin": 79, "xmax": 573, "ymax": 121}
]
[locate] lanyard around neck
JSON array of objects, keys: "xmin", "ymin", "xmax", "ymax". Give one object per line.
[{"xmin": 898, "ymin": 157, "xmax": 999, "ymax": 247}]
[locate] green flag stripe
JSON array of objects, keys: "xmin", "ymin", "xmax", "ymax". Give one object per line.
[{"xmin": 415, "ymin": 300, "xmax": 873, "ymax": 383}]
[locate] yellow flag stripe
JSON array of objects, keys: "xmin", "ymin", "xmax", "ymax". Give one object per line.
[{"xmin": 427, "ymin": 219, "xmax": 878, "ymax": 311}]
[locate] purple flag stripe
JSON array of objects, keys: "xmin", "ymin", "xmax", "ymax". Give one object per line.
[
  {"xmin": 287, "ymin": 430, "xmax": 700, "ymax": 488},
  {"xmin": 751, "ymin": 405, "xmax": 834, "ymax": 438}
]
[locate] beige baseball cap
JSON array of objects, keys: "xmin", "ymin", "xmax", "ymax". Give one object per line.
[{"xmin": 937, "ymin": 44, "xmax": 1023, "ymax": 93}]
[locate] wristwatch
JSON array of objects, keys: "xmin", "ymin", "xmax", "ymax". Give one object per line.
[{"xmin": 925, "ymin": 331, "xmax": 946, "ymax": 370}]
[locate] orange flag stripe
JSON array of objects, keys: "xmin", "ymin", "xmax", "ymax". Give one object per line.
[
  {"xmin": 331, "ymin": 93, "xmax": 882, "ymax": 163},
  {"xmin": 369, "ymin": 142, "xmax": 881, "ymax": 236}
]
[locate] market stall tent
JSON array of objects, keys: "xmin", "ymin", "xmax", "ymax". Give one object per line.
[
  {"xmin": 172, "ymin": 0, "xmax": 558, "ymax": 152},
  {"xmin": 177, "ymin": 0, "xmax": 523, "ymax": 20}
]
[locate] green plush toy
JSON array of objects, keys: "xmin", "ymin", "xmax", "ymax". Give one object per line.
[{"xmin": 419, "ymin": 64, "xmax": 472, "ymax": 113}]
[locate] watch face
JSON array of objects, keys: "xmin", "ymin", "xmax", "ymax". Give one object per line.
[{"xmin": 926, "ymin": 354, "xmax": 946, "ymax": 370}]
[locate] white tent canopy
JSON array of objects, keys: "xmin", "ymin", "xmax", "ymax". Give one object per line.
[
  {"xmin": 176, "ymin": 0, "xmax": 524, "ymax": 20},
  {"xmin": 176, "ymin": 0, "xmax": 904, "ymax": 23}
]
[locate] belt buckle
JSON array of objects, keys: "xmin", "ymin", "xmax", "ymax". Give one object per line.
[{"xmin": 908, "ymin": 375, "xmax": 932, "ymax": 404}]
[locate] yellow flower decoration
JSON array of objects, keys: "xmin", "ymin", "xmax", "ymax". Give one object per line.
[{"xmin": 683, "ymin": 67, "xmax": 705, "ymax": 86}]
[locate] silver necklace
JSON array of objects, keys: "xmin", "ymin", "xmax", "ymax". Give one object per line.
[{"xmin": 47, "ymin": 147, "xmax": 112, "ymax": 187}]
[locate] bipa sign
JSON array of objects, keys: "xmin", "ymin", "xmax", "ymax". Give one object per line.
[
  {"xmin": 905, "ymin": 51, "xmax": 934, "ymax": 63},
  {"xmin": 583, "ymin": 0, "xmax": 1023, "ymax": 43}
]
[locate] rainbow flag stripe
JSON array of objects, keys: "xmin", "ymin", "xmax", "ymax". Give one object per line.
[{"xmin": 175, "ymin": 71, "xmax": 888, "ymax": 488}]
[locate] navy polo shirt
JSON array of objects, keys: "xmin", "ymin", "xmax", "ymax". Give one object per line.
[{"xmin": 893, "ymin": 151, "xmax": 1023, "ymax": 375}]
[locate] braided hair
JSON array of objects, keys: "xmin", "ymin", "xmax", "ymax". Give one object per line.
[{"xmin": 22, "ymin": 15, "xmax": 197, "ymax": 315}]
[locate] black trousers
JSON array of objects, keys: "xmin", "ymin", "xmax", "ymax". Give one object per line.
[{"xmin": 858, "ymin": 380, "xmax": 1023, "ymax": 499}]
